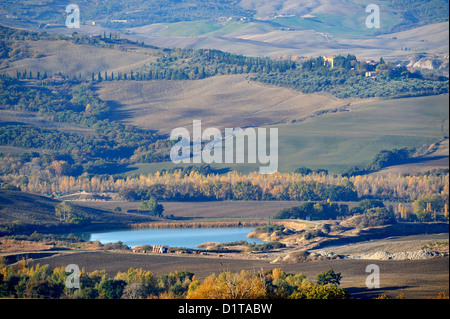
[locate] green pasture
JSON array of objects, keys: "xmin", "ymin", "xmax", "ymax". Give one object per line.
[{"xmin": 124, "ymin": 94, "xmax": 449, "ymax": 175}]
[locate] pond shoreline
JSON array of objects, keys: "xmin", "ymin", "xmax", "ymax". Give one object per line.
[
  {"xmin": 82, "ymin": 226, "xmax": 267, "ymax": 250},
  {"xmin": 45, "ymin": 219, "xmax": 274, "ymax": 237},
  {"xmin": 130, "ymin": 220, "xmax": 273, "ymax": 229}
]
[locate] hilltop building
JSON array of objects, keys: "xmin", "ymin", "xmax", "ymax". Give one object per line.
[
  {"xmin": 365, "ymin": 71, "xmax": 378, "ymax": 78},
  {"xmin": 323, "ymin": 55, "xmax": 336, "ymax": 68}
]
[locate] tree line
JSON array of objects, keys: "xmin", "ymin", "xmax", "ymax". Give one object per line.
[
  {"xmin": 254, "ymin": 55, "xmax": 448, "ymax": 99},
  {"xmin": 342, "ymin": 148, "xmax": 416, "ymax": 176},
  {"xmin": 15, "ymin": 50, "xmax": 447, "ymax": 100},
  {"xmin": 3, "ymin": 22, "xmax": 447, "ymax": 100},
  {"xmin": 1, "ymin": 168, "xmax": 447, "ymax": 204},
  {"xmin": 274, "ymin": 198, "xmax": 401, "ymax": 224},
  {"xmin": 118, "ymin": 178, "xmax": 358, "ymax": 202},
  {"xmin": 0, "ymin": 75, "xmax": 169, "ymax": 175},
  {"xmin": 0, "ymin": 261, "xmax": 348, "ymax": 299}
]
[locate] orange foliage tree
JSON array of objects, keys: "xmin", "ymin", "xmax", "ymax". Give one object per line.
[{"xmin": 187, "ymin": 270, "xmax": 267, "ymax": 299}]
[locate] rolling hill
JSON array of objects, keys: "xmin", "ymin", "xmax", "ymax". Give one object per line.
[
  {"xmin": 0, "ymin": 37, "xmax": 157, "ymax": 79},
  {"xmin": 96, "ymin": 74, "xmax": 352, "ymax": 134},
  {"xmin": 272, "ymin": 94, "xmax": 449, "ymax": 173},
  {"xmin": 120, "ymin": 93, "xmax": 449, "ymax": 175},
  {"xmin": 0, "ymin": 0, "xmax": 448, "ymax": 60},
  {"xmin": 128, "ymin": 21, "xmax": 449, "ymax": 60},
  {"xmin": 0, "ymin": 23, "xmax": 448, "ymax": 177},
  {"xmin": 0, "ymin": 189, "xmax": 157, "ymax": 234}
]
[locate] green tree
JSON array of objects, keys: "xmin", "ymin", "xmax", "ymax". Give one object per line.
[
  {"xmin": 316, "ymin": 269, "xmax": 342, "ymax": 286},
  {"xmin": 24, "ymin": 279, "xmax": 64, "ymax": 299},
  {"xmin": 55, "ymin": 201, "xmax": 74, "ymax": 222},
  {"xmin": 138, "ymin": 198, "xmax": 164, "ymax": 217},
  {"xmin": 413, "ymin": 194, "xmax": 445, "ymax": 221},
  {"xmin": 98, "ymin": 278, "xmax": 126, "ymax": 299},
  {"xmin": 291, "ymin": 282, "xmax": 349, "ymax": 299}
]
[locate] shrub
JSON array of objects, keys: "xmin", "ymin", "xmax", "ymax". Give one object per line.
[
  {"xmin": 274, "ymin": 201, "xmax": 350, "ymax": 220},
  {"xmin": 97, "ymin": 279, "xmax": 127, "ymax": 299},
  {"xmin": 290, "ymin": 283, "xmax": 349, "ymax": 299},
  {"xmin": 316, "ymin": 269, "xmax": 342, "ymax": 286}
]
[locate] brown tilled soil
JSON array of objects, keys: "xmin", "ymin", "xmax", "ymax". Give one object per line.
[
  {"xmin": 75, "ymin": 200, "xmax": 308, "ymax": 219},
  {"xmin": 310, "ymin": 233, "xmax": 449, "ymax": 256}
]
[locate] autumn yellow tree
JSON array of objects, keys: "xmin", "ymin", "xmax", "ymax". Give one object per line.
[
  {"xmin": 55, "ymin": 201, "xmax": 74, "ymax": 222},
  {"xmin": 398, "ymin": 203, "xmax": 411, "ymax": 220},
  {"xmin": 48, "ymin": 160, "xmax": 71, "ymax": 177}
]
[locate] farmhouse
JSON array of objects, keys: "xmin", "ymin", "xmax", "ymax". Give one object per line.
[
  {"xmin": 132, "ymin": 245, "xmax": 167, "ymax": 254},
  {"xmin": 153, "ymin": 245, "xmax": 168, "ymax": 254},
  {"xmin": 51, "ymin": 74, "xmax": 65, "ymax": 82}
]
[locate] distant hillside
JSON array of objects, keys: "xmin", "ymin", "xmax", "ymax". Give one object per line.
[
  {"xmin": 0, "ymin": 25, "xmax": 447, "ymax": 178},
  {"xmin": 383, "ymin": 0, "xmax": 449, "ymax": 32},
  {"xmin": 1, "ymin": 0, "xmax": 447, "ymax": 31},
  {"xmin": 0, "ymin": 189, "xmax": 156, "ymax": 235},
  {"xmin": 0, "ymin": 0, "xmax": 448, "ymax": 58}
]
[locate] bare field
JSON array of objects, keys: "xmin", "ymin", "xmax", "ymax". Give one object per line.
[
  {"xmin": 0, "ymin": 145, "xmax": 51, "ymax": 155},
  {"xmin": 1, "ymin": 39, "xmax": 156, "ymax": 78},
  {"xmin": 131, "ymin": 17, "xmax": 448, "ymax": 58},
  {"xmin": 74, "ymin": 200, "xmax": 308, "ymax": 219},
  {"xmin": 96, "ymin": 74, "xmax": 352, "ymax": 134}
]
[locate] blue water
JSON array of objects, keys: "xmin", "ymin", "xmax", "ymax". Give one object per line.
[{"xmin": 83, "ymin": 227, "xmax": 265, "ymax": 249}]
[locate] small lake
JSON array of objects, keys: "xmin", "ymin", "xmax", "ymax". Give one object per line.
[{"xmin": 80, "ymin": 227, "xmax": 265, "ymax": 249}]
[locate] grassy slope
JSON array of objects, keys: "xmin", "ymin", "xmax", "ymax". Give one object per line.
[
  {"xmin": 0, "ymin": 189, "xmax": 156, "ymax": 232},
  {"xmin": 0, "ymin": 110, "xmax": 95, "ymax": 136},
  {"xmin": 274, "ymin": 94, "xmax": 449, "ymax": 173},
  {"xmin": 123, "ymin": 94, "xmax": 448, "ymax": 175},
  {"xmin": 129, "ymin": 20, "xmax": 448, "ymax": 58},
  {"xmin": 0, "ymin": 24, "xmax": 447, "ymax": 176},
  {"xmin": 1, "ymin": 39, "xmax": 157, "ymax": 79}
]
